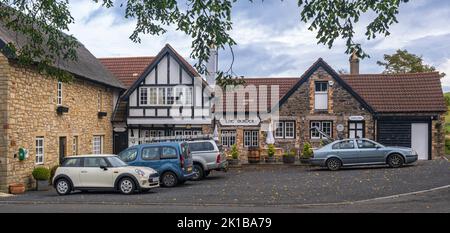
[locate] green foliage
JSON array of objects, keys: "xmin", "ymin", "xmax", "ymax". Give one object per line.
[
  {"xmin": 267, "ymin": 144, "xmax": 275, "ymax": 158},
  {"xmin": 445, "ymin": 137, "xmax": 450, "ymax": 155},
  {"xmin": 1, "ymin": 0, "xmax": 411, "ymax": 83},
  {"xmin": 301, "ymin": 142, "xmax": 313, "ymax": 159},
  {"xmin": 49, "ymin": 165, "xmax": 59, "ymax": 184},
  {"xmin": 32, "ymin": 167, "xmax": 50, "ymax": 181},
  {"xmin": 230, "ymin": 144, "xmax": 239, "ymax": 160},
  {"xmin": 445, "ymin": 93, "xmax": 450, "ymax": 107},
  {"xmin": 377, "ymin": 49, "xmax": 445, "ymax": 76},
  {"xmin": 283, "ymin": 148, "xmax": 296, "ymax": 157}
]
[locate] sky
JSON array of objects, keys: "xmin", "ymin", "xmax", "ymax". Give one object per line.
[{"xmin": 67, "ymin": 0, "xmax": 450, "ymax": 91}]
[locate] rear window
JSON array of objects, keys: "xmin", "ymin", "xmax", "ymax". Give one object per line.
[
  {"xmin": 62, "ymin": 158, "xmax": 81, "ymax": 167},
  {"xmin": 188, "ymin": 142, "xmax": 215, "ymax": 152}
]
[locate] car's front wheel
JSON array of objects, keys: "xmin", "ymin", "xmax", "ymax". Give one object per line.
[
  {"xmin": 55, "ymin": 178, "xmax": 71, "ymax": 195},
  {"xmin": 161, "ymin": 171, "xmax": 178, "ymax": 187},
  {"xmin": 191, "ymin": 164, "xmax": 204, "ymax": 181},
  {"xmin": 387, "ymin": 154, "xmax": 404, "ymax": 168},
  {"xmin": 119, "ymin": 177, "xmax": 136, "ymax": 195},
  {"xmin": 326, "ymin": 158, "xmax": 342, "ymax": 171}
]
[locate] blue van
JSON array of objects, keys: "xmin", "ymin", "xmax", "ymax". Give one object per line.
[{"xmin": 117, "ymin": 142, "xmax": 194, "ymax": 187}]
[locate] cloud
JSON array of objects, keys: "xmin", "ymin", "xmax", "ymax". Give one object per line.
[{"xmin": 65, "ymin": 0, "xmax": 450, "ymax": 90}]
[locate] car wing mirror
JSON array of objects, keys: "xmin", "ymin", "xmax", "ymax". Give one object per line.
[{"xmin": 100, "ymin": 165, "xmax": 108, "ymax": 171}]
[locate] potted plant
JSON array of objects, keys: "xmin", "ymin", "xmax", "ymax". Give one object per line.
[
  {"xmin": 32, "ymin": 167, "xmax": 50, "ymax": 191},
  {"xmin": 282, "ymin": 148, "xmax": 296, "ymax": 164},
  {"xmin": 228, "ymin": 144, "xmax": 240, "ymax": 166},
  {"xmin": 9, "ymin": 183, "xmax": 25, "ymax": 194},
  {"xmin": 265, "ymin": 144, "xmax": 276, "ymax": 163},
  {"xmin": 300, "ymin": 142, "xmax": 313, "ymax": 164}
]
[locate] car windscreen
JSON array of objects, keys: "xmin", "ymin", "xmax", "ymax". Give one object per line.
[
  {"xmin": 107, "ymin": 156, "xmax": 128, "ymax": 167},
  {"xmin": 188, "ymin": 142, "xmax": 215, "ymax": 152}
]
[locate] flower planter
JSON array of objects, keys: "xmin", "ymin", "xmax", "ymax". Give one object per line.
[
  {"xmin": 282, "ymin": 156, "xmax": 295, "ymax": 164},
  {"xmin": 299, "ymin": 158, "xmax": 311, "ymax": 164},
  {"xmin": 9, "ymin": 183, "xmax": 25, "ymax": 194},
  {"xmin": 265, "ymin": 156, "xmax": 276, "ymax": 163},
  {"xmin": 247, "ymin": 147, "xmax": 260, "ymax": 164},
  {"xmin": 228, "ymin": 159, "xmax": 240, "ymax": 166},
  {"xmin": 36, "ymin": 180, "xmax": 50, "ymax": 191}
]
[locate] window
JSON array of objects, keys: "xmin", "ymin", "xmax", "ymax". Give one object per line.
[
  {"xmin": 142, "ymin": 147, "xmax": 160, "ymax": 160},
  {"xmin": 175, "ymin": 87, "xmax": 184, "ymax": 105},
  {"xmin": 285, "ymin": 122, "xmax": 295, "ymax": 138},
  {"xmin": 184, "ymin": 131, "xmax": 192, "ymax": 136},
  {"xmin": 356, "ymin": 139, "xmax": 377, "ymax": 149},
  {"xmin": 97, "ymin": 91, "xmax": 102, "ymax": 111},
  {"xmin": 35, "ymin": 137, "xmax": 44, "ymax": 164},
  {"xmin": 175, "ymin": 130, "xmax": 183, "ymax": 137},
  {"xmin": 349, "ymin": 121, "xmax": 364, "ymax": 139},
  {"xmin": 149, "ymin": 87, "xmax": 157, "ymax": 105},
  {"xmin": 62, "ymin": 158, "xmax": 81, "ymax": 167},
  {"xmin": 92, "ymin": 136, "xmax": 103, "ymax": 154},
  {"xmin": 84, "ymin": 157, "xmax": 108, "ymax": 167},
  {"xmin": 310, "ymin": 121, "xmax": 332, "ymax": 139},
  {"xmin": 57, "ymin": 81, "xmax": 62, "ymax": 106},
  {"xmin": 140, "ymin": 87, "xmax": 148, "ymax": 105},
  {"xmin": 167, "ymin": 87, "xmax": 174, "ymax": 104},
  {"xmin": 275, "ymin": 122, "xmax": 284, "ymax": 138},
  {"xmin": 161, "ymin": 147, "xmax": 178, "ymax": 159},
  {"xmin": 314, "ymin": 81, "xmax": 328, "ymax": 110},
  {"xmin": 244, "ymin": 130, "xmax": 259, "ymax": 147},
  {"xmin": 72, "ymin": 136, "xmax": 78, "ymax": 156},
  {"xmin": 221, "ymin": 130, "xmax": 236, "ymax": 147},
  {"xmin": 337, "ymin": 140, "xmax": 355, "ymax": 149},
  {"xmin": 158, "ymin": 87, "xmax": 166, "ymax": 105},
  {"xmin": 118, "ymin": 149, "xmax": 138, "ymax": 162},
  {"xmin": 189, "ymin": 142, "xmax": 215, "ymax": 152},
  {"xmin": 185, "ymin": 87, "xmax": 193, "ymax": 105}
]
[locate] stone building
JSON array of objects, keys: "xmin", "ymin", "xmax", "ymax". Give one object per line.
[{"xmin": 0, "ymin": 25, "xmax": 124, "ymax": 192}]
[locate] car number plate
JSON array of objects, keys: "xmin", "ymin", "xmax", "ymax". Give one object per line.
[{"xmin": 152, "ymin": 177, "xmax": 159, "ymax": 182}]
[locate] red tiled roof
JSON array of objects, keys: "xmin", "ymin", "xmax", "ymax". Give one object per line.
[
  {"xmin": 341, "ymin": 72, "xmax": 446, "ymax": 113},
  {"xmin": 99, "ymin": 56, "xmax": 155, "ymax": 89}
]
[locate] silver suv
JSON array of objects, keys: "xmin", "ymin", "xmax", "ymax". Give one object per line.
[{"xmin": 187, "ymin": 140, "xmax": 228, "ymax": 181}]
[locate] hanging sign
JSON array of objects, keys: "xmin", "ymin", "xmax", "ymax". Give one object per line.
[
  {"xmin": 219, "ymin": 117, "xmax": 260, "ymax": 126},
  {"xmin": 349, "ymin": 116, "xmax": 364, "ymax": 121}
]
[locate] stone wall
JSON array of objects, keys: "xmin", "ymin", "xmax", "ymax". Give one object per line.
[
  {"xmin": 0, "ymin": 54, "xmax": 116, "ymax": 192},
  {"xmin": 0, "ymin": 55, "xmax": 9, "ymax": 191},
  {"xmin": 432, "ymin": 114, "xmax": 445, "ymax": 159}
]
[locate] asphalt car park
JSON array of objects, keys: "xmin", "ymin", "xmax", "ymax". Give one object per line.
[{"xmin": 0, "ymin": 159, "xmax": 449, "ymax": 208}]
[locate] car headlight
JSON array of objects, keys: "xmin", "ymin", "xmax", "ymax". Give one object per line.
[{"xmin": 135, "ymin": 169, "xmax": 145, "ymax": 177}]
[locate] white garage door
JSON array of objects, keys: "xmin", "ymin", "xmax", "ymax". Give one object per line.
[{"xmin": 411, "ymin": 123, "xmax": 429, "ymax": 160}]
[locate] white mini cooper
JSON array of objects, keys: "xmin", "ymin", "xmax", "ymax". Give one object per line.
[{"xmin": 52, "ymin": 155, "xmax": 160, "ymax": 195}]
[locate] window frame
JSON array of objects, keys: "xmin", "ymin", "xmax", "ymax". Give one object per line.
[
  {"xmin": 243, "ymin": 130, "xmax": 259, "ymax": 147},
  {"xmin": 72, "ymin": 136, "xmax": 78, "ymax": 156},
  {"xmin": 139, "ymin": 87, "xmax": 148, "ymax": 105},
  {"xmin": 57, "ymin": 81, "xmax": 63, "ymax": 106},
  {"xmin": 35, "ymin": 137, "xmax": 44, "ymax": 165},
  {"xmin": 314, "ymin": 81, "xmax": 329, "ymax": 110},
  {"xmin": 348, "ymin": 121, "xmax": 365, "ymax": 139},
  {"xmin": 92, "ymin": 135, "xmax": 104, "ymax": 154},
  {"xmin": 221, "ymin": 130, "xmax": 236, "ymax": 147},
  {"xmin": 310, "ymin": 121, "xmax": 333, "ymax": 139}
]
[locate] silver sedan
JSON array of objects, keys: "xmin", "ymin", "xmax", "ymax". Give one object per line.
[{"xmin": 310, "ymin": 138, "xmax": 418, "ymax": 171}]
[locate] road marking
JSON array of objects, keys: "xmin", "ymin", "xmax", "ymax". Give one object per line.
[
  {"xmin": 0, "ymin": 193, "xmax": 13, "ymax": 198},
  {"xmin": 0, "ymin": 184, "xmax": 449, "ymax": 208}
]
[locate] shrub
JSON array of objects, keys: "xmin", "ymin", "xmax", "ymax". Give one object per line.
[
  {"xmin": 267, "ymin": 144, "xmax": 275, "ymax": 158},
  {"xmin": 301, "ymin": 143, "xmax": 313, "ymax": 159},
  {"xmin": 231, "ymin": 144, "xmax": 239, "ymax": 160},
  {"xmin": 32, "ymin": 167, "xmax": 50, "ymax": 181},
  {"xmin": 445, "ymin": 137, "xmax": 450, "ymax": 155},
  {"xmin": 283, "ymin": 148, "xmax": 296, "ymax": 157},
  {"xmin": 49, "ymin": 165, "xmax": 59, "ymax": 184}
]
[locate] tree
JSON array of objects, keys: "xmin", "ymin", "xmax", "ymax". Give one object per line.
[
  {"xmin": 0, "ymin": 0, "xmax": 410, "ymax": 84},
  {"xmin": 377, "ymin": 49, "xmax": 445, "ymax": 77}
]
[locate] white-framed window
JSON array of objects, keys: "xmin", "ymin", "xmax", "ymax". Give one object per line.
[
  {"xmin": 244, "ymin": 130, "xmax": 259, "ymax": 147},
  {"xmin": 57, "ymin": 81, "xmax": 62, "ymax": 106},
  {"xmin": 167, "ymin": 87, "xmax": 174, "ymax": 104},
  {"xmin": 92, "ymin": 136, "xmax": 103, "ymax": 154},
  {"xmin": 158, "ymin": 87, "xmax": 166, "ymax": 105},
  {"xmin": 221, "ymin": 130, "xmax": 236, "ymax": 147},
  {"xmin": 314, "ymin": 81, "xmax": 328, "ymax": 110},
  {"xmin": 183, "ymin": 130, "xmax": 193, "ymax": 136},
  {"xmin": 285, "ymin": 121, "xmax": 295, "ymax": 138},
  {"xmin": 175, "ymin": 130, "xmax": 183, "ymax": 137},
  {"xmin": 140, "ymin": 87, "xmax": 148, "ymax": 105},
  {"xmin": 310, "ymin": 121, "xmax": 332, "ymax": 139},
  {"xmin": 72, "ymin": 136, "xmax": 78, "ymax": 156},
  {"xmin": 274, "ymin": 121, "xmax": 295, "ymax": 139},
  {"xmin": 35, "ymin": 137, "xmax": 44, "ymax": 164},
  {"xmin": 349, "ymin": 121, "xmax": 365, "ymax": 139},
  {"xmin": 97, "ymin": 91, "xmax": 102, "ymax": 111},
  {"xmin": 275, "ymin": 122, "xmax": 284, "ymax": 138},
  {"xmin": 185, "ymin": 87, "xmax": 193, "ymax": 105},
  {"xmin": 149, "ymin": 87, "xmax": 157, "ymax": 105}
]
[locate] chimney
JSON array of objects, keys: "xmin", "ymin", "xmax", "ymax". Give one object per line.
[
  {"xmin": 349, "ymin": 51, "xmax": 359, "ymax": 75},
  {"xmin": 206, "ymin": 45, "xmax": 218, "ymax": 88}
]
